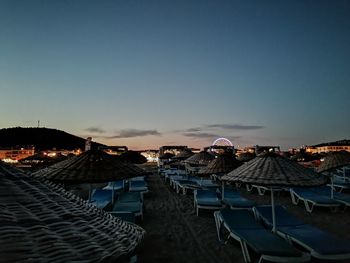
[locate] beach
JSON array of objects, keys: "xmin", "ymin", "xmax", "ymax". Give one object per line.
[{"xmin": 136, "ymin": 164, "xmax": 350, "ymax": 263}]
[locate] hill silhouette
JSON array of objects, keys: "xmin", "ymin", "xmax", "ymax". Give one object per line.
[{"xmin": 0, "ymin": 127, "xmax": 105, "ymax": 151}]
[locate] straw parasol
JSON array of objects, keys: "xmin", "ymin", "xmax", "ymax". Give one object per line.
[
  {"xmin": 316, "ymin": 151, "xmax": 350, "ymax": 173},
  {"xmin": 185, "ymin": 151, "xmax": 215, "ymax": 166},
  {"xmin": 197, "ymin": 153, "xmax": 242, "ymax": 177},
  {"xmin": 316, "ymin": 151, "xmax": 350, "ymax": 198},
  {"xmin": 0, "ymin": 162, "xmax": 144, "ymax": 262},
  {"xmin": 171, "ymin": 148, "xmax": 194, "ymax": 160},
  {"xmin": 222, "ymin": 152, "xmax": 326, "ymax": 232},
  {"xmin": 33, "ymin": 149, "xmax": 148, "ymax": 203},
  {"xmin": 158, "ymin": 152, "xmax": 175, "ymax": 159},
  {"xmin": 236, "ymin": 152, "xmax": 256, "ymax": 162}
]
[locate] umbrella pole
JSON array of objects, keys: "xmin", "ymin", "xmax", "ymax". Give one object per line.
[
  {"xmin": 112, "ymin": 183, "xmax": 115, "ymax": 206},
  {"xmin": 331, "ymin": 173, "xmax": 334, "ymax": 199},
  {"xmin": 88, "ymin": 184, "xmax": 92, "ymax": 202},
  {"xmin": 270, "ymin": 187, "xmax": 276, "ymax": 233},
  {"xmin": 222, "ymin": 181, "xmax": 225, "ymax": 198}
]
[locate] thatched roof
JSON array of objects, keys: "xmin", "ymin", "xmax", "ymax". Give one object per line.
[
  {"xmin": 316, "ymin": 151, "xmax": 350, "ymax": 173},
  {"xmin": 236, "ymin": 152, "xmax": 256, "ymax": 162},
  {"xmin": 171, "ymin": 149, "xmax": 194, "ymax": 160},
  {"xmin": 197, "ymin": 154, "xmax": 242, "ymax": 176},
  {"xmin": 158, "ymin": 152, "xmax": 175, "ymax": 159},
  {"xmin": 33, "ymin": 150, "xmax": 147, "ymax": 184},
  {"xmin": 222, "ymin": 152, "xmax": 326, "ymax": 187},
  {"xmin": 185, "ymin": 151, "xmax": 215, "ymax": 166},
  {"xmin": 0, "ymin": 162, "xmax": 145, "ymax": 262}
]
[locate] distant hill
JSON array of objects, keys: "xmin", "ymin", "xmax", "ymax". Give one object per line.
[{"xmin": 0, "ymin": 127, "xmax": 105, "ymax": 150}]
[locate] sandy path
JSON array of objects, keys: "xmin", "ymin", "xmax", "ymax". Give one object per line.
[{"xmin": 137, "ymin": 171, "xmax": 243, "ymax": 263}]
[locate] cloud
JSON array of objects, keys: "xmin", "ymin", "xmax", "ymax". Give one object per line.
[
  {"xmin": 206, "ymin": 124, "xmax": 264, "ymax": 130},
  {"xmin": 106, "ymin": 129, "xmax": 161, "ymax": 139},
  {"xmin": 182, "ymin": 132, "xmax": 220, "ymax": 139},
  {"xmin": 85, "ymin": 127, "xmax": 106, "ymax": 134}
]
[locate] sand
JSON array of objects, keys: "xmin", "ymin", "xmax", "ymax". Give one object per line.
[{"xmin": 136, "ymin": 164, "xmax": 350, "ymax": 263}]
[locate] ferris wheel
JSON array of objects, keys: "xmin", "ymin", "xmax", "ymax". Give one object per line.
[{"xmin": 212, "ymin": 137, "xmax": 233, "ymax": 147}]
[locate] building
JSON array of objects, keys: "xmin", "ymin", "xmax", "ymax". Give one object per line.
[
  {"xmin": 0, "ymin": 146, "xmax": 35, "ymax": 162},
  {"xmin": 305, "ymin": 140, "xmax": 350, "ymax": 154},
  {"xmin": 139, "ymin": 150, "xmax": 159, "ymax": 162},
  {"xmin": 100, "ymin": 146, "xmax": 128, "ymax": 155}
]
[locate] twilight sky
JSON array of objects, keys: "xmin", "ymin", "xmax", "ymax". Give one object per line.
[{"xmin": 1, "ymin": 0, "xmax": 349, "ymax": 150}]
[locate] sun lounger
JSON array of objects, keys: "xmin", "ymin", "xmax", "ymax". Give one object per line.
[
  {"xmin": 198, "ymin": 179, "xmax": 220, "ymax": 189},
  {"xmin": 129, "ymin": 180, "xmax": 149, "ymax": 196},
  {"xmin": 118, "ymin": 192, "xmax": 142, "ymax": 203},
  {"xmin": 308, "ymin": 186, "xmax": 350, "ymax": 208},
  {"xmin": 194, "ymin": 189, "xmax": 223, "ymax": 216},
  {"xmin": 103, "ymin": 180, "xmax": 125, "ymax": 191},
  {"xmin": 112, "ymin": 202, "xmax": 143, "ymax": 220},
  {"xmin": 328, "ymin": 178, "xmax": 350, "ymax": 193},
  {"xmin": 175, "ymin": 179, "xmax": 201, "ymax": 195},
  {"xmin": 246, "ymin": 184, "xmax": 270, "ymax": 195},
  {"xmin": 253, "ymin": 205, "xmax": 350, "ymax": 260},
  {"xmin": 90, "ymin": 189, "xmax": 117, "ymax": 209},
  {"xmin": 290, "ymin": 188, "xmax": 340, "ymax": 212},
  {"xmin": 168, "ymin": 175, "xmax": 187, "ymax": 188},
  {"xmin": 214, "ymin": 209, "xmax": 309, "ymax": 263},
  {"xmin": 112, "ymin": 192, "xmax": 143, "ymax": 220},
  {"xmin": 220, "ymin": 189, "xmax": 256, "ymax": 209},
  {"xmin": 110, "ymin": 211, "xmax": 135, "ymax": 223}
]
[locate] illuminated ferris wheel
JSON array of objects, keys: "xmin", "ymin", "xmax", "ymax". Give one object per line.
[{"xmin": 212, "ymin": 137, "xmax": 233, "ymax": 147}]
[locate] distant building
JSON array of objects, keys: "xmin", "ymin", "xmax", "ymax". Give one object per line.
[
  {"xmin": 0, "ymin": 146, "xmax": 35, "ymax": 162},
  {"xmin": 100, "ymin": 146, "xmax": 128, "ymax": 155},
  {"xmin": 139, "ymin": 149, "xmax": 159, "ymax": 162},
  {"xmin": 241, "ymin": 145, "xmax": 280, "ymax": 155},
  {"xmin": 159, "ymin": 146, "xmax": 188, "ymax": 156},
  {"xmin": 305, "ymin": 139, "xmax": 350, "ymax": 154}
]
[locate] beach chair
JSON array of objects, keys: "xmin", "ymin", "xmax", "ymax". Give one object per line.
[
  {"xmin": 175, "ymin": 179, "xmax": 201, "ymax": 195},
  {"xmin": 118, "ymin": 191, "xmax": 143, "ymax": 203},
  {"xmin": 90, "ymin": 189, "xmax": 117, "ymax": 209},
  {"xmin": 214, "ymin": 209, "xmax": 309, "ymax": 263},
  {"xmin": 110, "ymin": 211, "xmax": 135, "ymax": 223},
  {"xmin": 309, "ymin": 186, "xmax": 350, "ymax": 208},
  {"xmin": 253, "ymin": 205, "xmax": 350, "ymax": 260},
  {"xmin": 112, "ymin": 202, "xmax": 143, "ymax": 220},
  {"xmin": 290, "ymin": 188, "xmax": 340, "ymax": 212},
  {"xmin": 103, "ymin": 180, "xmax": 125, "ymax": 191},
  {"xmin": 112, "ymin": 192, "xmax": 143, "ymax": 220},
  {"xmin": 246, "ymin": 184, "xmax": 269, "ymax": 196},
  {"xmin": 194, "ymin": 189, "xmax": 223, "ymax": 216},
  {"xmin": 220, "ymin": 189, "xmax": 256, "ymax": 209},
  {"xmin": 328, "ymin": 178, "xmax": 350, "ymax": 193},
  {"xmin": 129, "ymin": 180, "xmax": 149, "ymax": 198},
  {"xmin": 198, "ymin": 179, "xmax": 220, "ymax": 189}
]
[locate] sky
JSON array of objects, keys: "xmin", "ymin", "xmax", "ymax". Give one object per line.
[{"xmin": 1, "ymin": 0, "xmax": 349, "ymax": 150}]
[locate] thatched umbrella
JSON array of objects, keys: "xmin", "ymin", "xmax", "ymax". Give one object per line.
[
  {"xmin": 33, "ymin": 149, "xmax": 147, "ymax": 204},
  {"xmin": 222, "ymin": 152, "xmax": 326, "ymax": 232},
  {"xmin": 158, "ymin": 152, "xmax": 175, "ymax": 159},
  {"xmin": 0, "ymin": 162, "xmax": 144, "ymax": 262},
  {"xmin": 236, "ymin": 152, "xmax": 256, "ymax": 162},
  {"xmin": 197, "ymin": 153, "xmax": 242, "ymax": 177},
  {"xmin": 171, "ymin": 148, "xmax": 194, "ymax": 160},
  {"xmin": 185, "ymin": 151, "xmax": 215, "ymax": 166},
  {"xmin": 316, "ymin": 151, "xmax": 350, "ymax": 198}
]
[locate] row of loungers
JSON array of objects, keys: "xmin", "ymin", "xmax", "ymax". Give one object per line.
[
  {"xmin": 290, "ymin": 187, "xmax": 350, "ymax": 212},
  {"xmin": 90, "ymin": 177, "xmax": 149, "ymax": 222},
  {"xmin": 194, "ymin": 189, "xmax": 255, "ymax": 216},
  {"xmin": 214, "ymin": 206, "xmax": 350, "ymax": 263}
]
